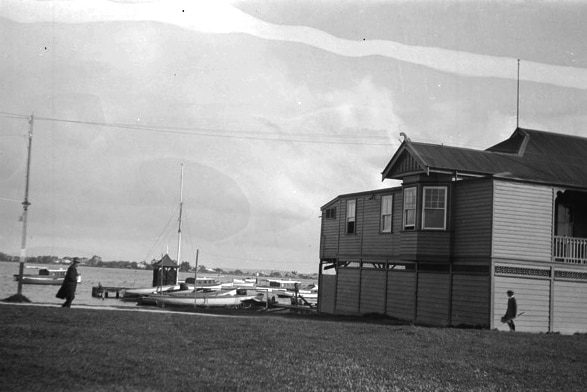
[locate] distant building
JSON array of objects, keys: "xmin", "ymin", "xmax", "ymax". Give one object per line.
[{"xmin": 318, "ymin": 128, "xmax": 587, "ymax": 333}]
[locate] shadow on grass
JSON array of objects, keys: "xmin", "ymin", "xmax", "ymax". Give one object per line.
[{"xmin": 2, "ymin": 294, "xmax": 31, "ymax": 303}]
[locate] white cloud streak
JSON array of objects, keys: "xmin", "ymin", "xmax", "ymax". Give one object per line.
[{"xmin": 2, "ymin": 0, "xmax": 587, "ymax": 90}]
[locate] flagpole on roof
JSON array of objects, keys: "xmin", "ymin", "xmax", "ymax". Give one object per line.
[{"xmin": 516, "ymin": 59, "xmax": 520, "ymax": 129}]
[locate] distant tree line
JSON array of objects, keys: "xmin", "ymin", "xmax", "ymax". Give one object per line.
[{"xmin": 0, "ymin": 251, "xmax": 317, "ymax": 279}]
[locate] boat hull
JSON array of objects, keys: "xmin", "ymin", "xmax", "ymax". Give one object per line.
[
  {"xmin": 15, "ymin": 276, "xmax": 64, "ymax": 285},
  {"xmin": 153, "ymin": 293, "xmax": 262, "ymax": 307}
]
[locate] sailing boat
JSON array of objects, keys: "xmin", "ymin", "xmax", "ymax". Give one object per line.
[{"xmin": 120, "ymin": 164, "xmax": 187, "ymax": 300}]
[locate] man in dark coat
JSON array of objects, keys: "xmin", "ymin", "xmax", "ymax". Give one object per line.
[
  {"xmin": 501, "ymin": 290, "xmax": 517, "ymax": 331},
  {"xmin": 57, "ymin": 258, "xmax": 81, "ymax": 308}
]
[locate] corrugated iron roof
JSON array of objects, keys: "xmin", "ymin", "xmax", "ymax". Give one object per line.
[
  {"xmin": 382, "ymin": 128, "xmax": 587, "ymax": 189},
  {"xmin": 152, "ymin": 254, "xmax": 178, "ymax": 268}
]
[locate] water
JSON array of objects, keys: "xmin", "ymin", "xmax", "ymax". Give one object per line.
[
  {"xmin": 0, "ymin": 261, "xmax": 224, "ymax": 308},
  {"xmin": 0, "ymin": 261, "xmax": 315, "ymax": 308}
]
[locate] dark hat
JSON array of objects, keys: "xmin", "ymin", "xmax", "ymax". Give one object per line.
[
  {"xmin": 507, "ymin": 290, "xmax": 514, "ymax": 295},
  {"xmin": 72, "ymin": 257, "xmax": 81, "ymax": 264}
]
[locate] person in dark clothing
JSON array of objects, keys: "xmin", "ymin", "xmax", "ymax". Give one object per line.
[
  {"xmin": 56, "ymin": 258, "xmax": 81, "ymax": 308},
  {"xmin": 501, "ymin": 290, "xmax": 517, "ymax": 331}
]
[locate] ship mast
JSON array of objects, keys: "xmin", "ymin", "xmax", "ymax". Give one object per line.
[
  {"xmin": 176, "ymin": 163, "xmax": 184, "ymax": 285},
  {"xmin": 16, "ymin": 114, "xmax": 34, "ymax": 296}
]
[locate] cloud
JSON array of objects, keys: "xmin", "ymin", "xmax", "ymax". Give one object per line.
[{"xmin": 3, "ymin": 0, "xmax": 587, "ymax": 90}]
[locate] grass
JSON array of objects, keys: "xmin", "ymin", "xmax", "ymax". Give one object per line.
[{"xmin": 1, "ymin": 304, "xmax": 586, "ymax": 391}]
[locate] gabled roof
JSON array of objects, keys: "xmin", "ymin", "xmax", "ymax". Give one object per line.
[
  {"xmin": 152, "ymin": 254, "xmax": 178, "ymax": 268},
  {"xmin": 381, "ymin": 128, "xmax": 587, "ymax": 189}
]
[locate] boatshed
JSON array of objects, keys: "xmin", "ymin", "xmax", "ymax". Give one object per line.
[
  {"xmin": 319, "ymin": 128, "xmax": 587, "ymax": 333},
  {"xmin": 152, "ymin": 254, "xmax": 179, "ymax": 287}
]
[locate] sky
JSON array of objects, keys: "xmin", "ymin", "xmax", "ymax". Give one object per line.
[{"xmin": 1, "ymin": 0, "xmax": 586, "ymax": 273}]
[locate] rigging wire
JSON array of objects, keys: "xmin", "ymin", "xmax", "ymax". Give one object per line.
[{"xmin": 0, "ymin": 111, "xmax": 394, "ymax": 146}]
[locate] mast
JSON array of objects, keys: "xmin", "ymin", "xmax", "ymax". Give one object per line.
[
  {"xmin": 516, "ymin": 59, "xmax": 520, "ymax": 129},
  {"xmin": 193, "ymin": 249, "xmax": 199, "ymax": 307},
  {"xmin": 176, "ymin": 163, "xmax": 184, "ymax": 285},
  {"xmin": 17, "ymin": 114, "xmax": 34, "ymax": 295}
]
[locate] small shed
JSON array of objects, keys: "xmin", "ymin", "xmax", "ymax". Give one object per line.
[{"xmin": 152, "ymin": 254, "xmax": 178, "ymax": 287}]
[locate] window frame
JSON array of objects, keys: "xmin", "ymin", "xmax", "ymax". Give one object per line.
[
  {"xmin": 422, "ymin": 186, "xmax": 448, "ymax": 230},
  {"xmin": 324, "ymin": 207, "xmax": 337, "ymax": 220},
  {"xmin": 346, "ymin": 199, "xmax": 356, "ymax": 234},
  {"xmin": 403, "ymin": 187, "xmax": 417, "ymax": 230},
  {"xmin": 380, "ymin": 194, "xmax": 393, "ymax": 233}
]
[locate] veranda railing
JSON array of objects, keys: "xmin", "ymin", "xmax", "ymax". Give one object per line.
[{"xmin": 553, "ymin": 236, "xmax": 587, "ymax": 265}]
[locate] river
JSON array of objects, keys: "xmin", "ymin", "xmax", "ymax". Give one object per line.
[{"xmin": 0, "ymin": 261, "xmax": 315, "ymax": 308}]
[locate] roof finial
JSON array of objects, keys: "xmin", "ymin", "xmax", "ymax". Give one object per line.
[{"xmin": 400, "ymin": 132, "xmax": 411, "ymax": 142}]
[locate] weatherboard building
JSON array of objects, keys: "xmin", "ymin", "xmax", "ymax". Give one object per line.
[{"xmin": 318, "ymin": 128, "xmax": 587, "ymax": 334}]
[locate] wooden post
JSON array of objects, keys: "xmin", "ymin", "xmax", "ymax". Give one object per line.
[
  {"xmin": 194, "ymin": 249, "xmax": 199, "ymax": 307},
  {"xmin": 16, "ymin": 114, "xmax": 34, "ymax": 296}
]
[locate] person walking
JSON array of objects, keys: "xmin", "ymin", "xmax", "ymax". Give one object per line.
[
  {"xmin": 56, "ymin": 258, "xmax": 81, "ymax": 308},
  {"xmin": 501, "ymin": 290, "xmax": 517, "ymax": 331}
]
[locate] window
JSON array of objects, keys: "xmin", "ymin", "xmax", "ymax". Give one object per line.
[
  {"xmin": 423, "ymin": 186, "xmax": 447, "ymax": 230},
  {"xmin": 324, "ymin": 207, "xmax": 337, "ymax": 219},
  {"xmin": 403, "ymin": 187, "xmax": 417, "ymax": 229},
  {"xmin": 346, "ymin": 199, "xmax": 356, "ymax": 234},
  {"xmin": 380, "ymin": 195, "xmax": 393, "ymax": 233}
]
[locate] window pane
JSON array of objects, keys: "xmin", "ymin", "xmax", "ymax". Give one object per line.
[
  {"xmin": 405, "ymin": 209, "xmax": 415, "ymax": 227},
  {"xmin": 424, "ymin": 209, "xmax": 444, "ymax": 229},
  {"xmin": 382, "ymin": 195, "xmax": 392, "ymax": 214},
  {"xmin": 404, "ymin": 188, "xmax": 416, "ymax": 209},
  {"xmin": 423, "ymin": 187, "xmax": 447, "ymax": 229},
  {"xmin": 403, "ymin": 188, "xmax": 416, "ymax": 228},
  {"xmin": 382, "ymin": 215, "xmax": 392, "ymax": 232},
  {"xmin": 347, "ymin": 200, "xmax": 356, "ymax": 218},
  {"xmin": 347, "ymin": 221, "xmax": 355, "ymax": 234}
]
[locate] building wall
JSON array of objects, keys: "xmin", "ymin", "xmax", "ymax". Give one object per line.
[
  {"xmin": 359, "ymin": 269, "xmax": 387, "ymax": 314},
  {"xmin": 453, "ymin": 179, "xmax": 493, "ymax": 261},
  {"xmin": 334, "ymin": 267, "xmax": 360, "ymax": 315},
  {"xmin": 320, "ymin": 200, "xmax": 340, "ymax": 259},
  {"xmin": 451, "ymin": 273, "xmax": 490, "ymax": 327},
  {"xmin": 386, "ymin": 270, "xmax": 416, "ymax": 321},
  {"xmin": 492, "ymin": 181, "xmax": 553, "ymax": 262},
  {"xmin": 492, "ymin": 264, "xmax": 587, "ymax": 334},
  {"xmin": 416, "ymin": 272, "xmax": 451, "ymax": 326}
]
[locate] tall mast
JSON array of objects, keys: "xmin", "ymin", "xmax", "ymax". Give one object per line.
[
  {"xmin": 516, "ymin": 59, "xmax": 520, "ymax": 129},
  {"xmin": 176, "ymin": 163, "xmax": 184, "ymax": 284},
  {"xmin": 17, "ymin": 114, "xmax": 34, "ymax": 295}
]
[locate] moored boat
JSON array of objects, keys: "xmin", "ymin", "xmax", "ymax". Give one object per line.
[
  {"xmin": 14, "ymin": 266, "xmax": 81, "ymax": 285},
  {"xmin": 152, "ymin": 291, "xmax": 263, "ymax": 308},
  {"xmin": 255, "ymin": 278, "xmax": 301, "ymax": 294}
]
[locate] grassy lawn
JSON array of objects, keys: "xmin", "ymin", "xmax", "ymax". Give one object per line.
[{"xmin": 1, "ymin": 304, "xmax": 586, "ymax": 391}]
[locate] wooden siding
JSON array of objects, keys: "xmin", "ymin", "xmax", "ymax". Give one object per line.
[
  {"xmin": 318, "ymin": 274, "xmax": 336, "ymax": 314},
  {"xmin": 453, "ymin": 180, "xmax": 493, "ymax": 258},
  {"xmin": 386, "ymin": 271, "xmax": 416, "ymax": 321},
  {"xmin": 361, "ymin": 193, "xmax": 399, "ymax": 257},
  {"xmin": 335, "ymin": 268, "xmax": 360, "ymax": 314},
  {"xmin": 492, "ymin": 181, "xmax": 553, "ymax": 262},
  {"xmin": 400, "ymin": 231, "xmax": 451, "ymax": 261},
  {"xmin": 338, "ymin": 198, "xmax": 363, "ymax": 256},
  {"xmin": 320, "ymin": 200, "xmax": 340, "ymax": 259},
  {"xmin": 328, "ymin": 191, "xmax": 402, "ymax": 261},
  {"xmin": 416, "ymin": 273, "xmax": 450, "ymax": 326},
  {"xmin": 494, "ymin": 275, "xmax": 550, "ymax": 333},
  {"xmin": 451, "ymin": 274, "xmax": 490, "ymax": 327},
  {"xmin": 359, "ymin": 269, "xmax": 387, "ymax": 314},
  {"xmin": 553, "ymin": 280, "xmax": 587, "ymax": 334}
]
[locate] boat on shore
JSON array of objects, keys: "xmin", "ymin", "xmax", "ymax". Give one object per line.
[
  {"xmin": 120, "ymin": 275, "xmax": 224, "ymax": 301},
  {"xmin": 13, "ymin": 266, "xmax": 81, "ymax": 286},
  {"xmin": 276, "ymin": 283, "xmax": 318, "ymax": 303},
  {"xmin": 150, "ymin": 290, "xmax": 263, "ymax": 308},
  {"xmin": 255, "ymin": 278, "xmax": 301, "ymax": 294}
]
